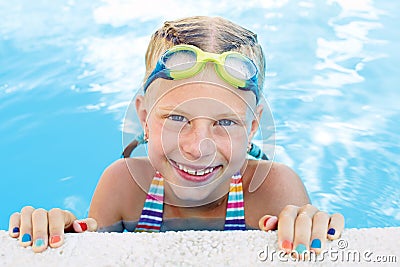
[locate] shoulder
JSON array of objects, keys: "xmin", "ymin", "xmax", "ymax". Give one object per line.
[
  {"xmin": 95, "ymin": 158, "xmax": 153, "ymax": 194},
  {"xmin": 242, "ymin": 160, "xmax": 304, "ymax": 191},
  {"xmin": 89, "ymin": 157, "xmax": 156, "ymax": 228},
  {"xmin": 242, "ymin": 160, "xmax": 310, "ymax": 217},
  {"xmin": 101, "ymin": 157, "xmax": 156, "ymax": 183}
]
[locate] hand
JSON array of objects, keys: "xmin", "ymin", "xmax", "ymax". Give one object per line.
[
  {"xmin": 259, "ymin": 204, "xmax": 345, "ymax": 255},
  {"xmin": 8, "ymin": 206, "xmax": 98, "ymax": 253}
]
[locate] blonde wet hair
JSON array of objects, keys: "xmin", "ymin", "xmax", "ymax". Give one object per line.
[{"xmin": 143, "ymin": 16, "xmax": 266, "ymax": 95}]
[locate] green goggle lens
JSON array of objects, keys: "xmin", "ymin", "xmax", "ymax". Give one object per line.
[{"xmin": 143, "ymin": 44, "xmax": 259, "ymax": 103}]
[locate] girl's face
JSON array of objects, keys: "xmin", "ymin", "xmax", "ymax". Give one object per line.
[{"xmin": 136, "ymin": 66, "xmax": 262, "ymax": 206}]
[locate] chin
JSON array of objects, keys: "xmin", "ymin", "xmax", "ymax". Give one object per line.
[{"xmin": 171, "ymin": 183, "xmax": 212, "ymax": 200}]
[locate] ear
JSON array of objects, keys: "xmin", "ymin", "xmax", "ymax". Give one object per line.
[
  {"xmin": 135, "ymin": 95, "xmax": 148, "ymax": 131},
  {"xmin": 248, "ymin": 105, "xmax": 263, "ymax": 142}
]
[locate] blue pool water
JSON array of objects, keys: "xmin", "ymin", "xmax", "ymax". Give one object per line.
[{"xmin": 0, "ymin": 0, "xmax": 399, "ymax": 230}]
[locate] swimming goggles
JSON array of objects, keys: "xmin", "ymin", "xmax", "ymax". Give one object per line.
[{"xmin": 143, "ymin": 44, "xmax": 259, "ymax": 103}]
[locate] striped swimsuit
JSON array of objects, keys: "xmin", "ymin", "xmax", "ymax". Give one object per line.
[{"xmin": 134, "ymin": 171, "xmax": 246, "ymax": 232}]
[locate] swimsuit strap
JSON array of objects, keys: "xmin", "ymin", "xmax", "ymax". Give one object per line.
[
  {"xmin": 224, "ymin": 172, "xmax": 246, "ymax": 230},
  {"xmin": 134, "ymin": 172, "xmax": 164, "ymax": 232},
  {"xmin": 134, "ymin": 171, "xmax": 246, "ymax": 232}
]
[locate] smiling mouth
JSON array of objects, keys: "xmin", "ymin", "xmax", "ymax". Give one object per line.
[
  {"xmin": 170, "ymin": 160, "xmax": 222, "ymax": 182},
  {"xmin": 176, "ymin": 162, "xmax": 215, "ymax": 176}
]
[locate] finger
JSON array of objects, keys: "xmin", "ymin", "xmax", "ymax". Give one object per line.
[
  {"xmin": 19, "ymin": 206, "xmax": 35, "ymax": 247},
  {"xmin": 258, "ymin": 215, "xmax": 278, "ymax": 231},
  {"xmin": 277, "ymin": 205, "xmax": 299, "ymax": 253},
  {"xmin": 327, "ymin": 213, "xmax": 345, "ymax": 240},
  {"xmin": 9, "ymin": 212, "xmax": 21, "ymax": 238},
  {"xmin": 31, "ymin": 208, "xmax": 49, "ymax": 253},
  {"xmin": 62, "ymin": 210, "xmax": 78, "ymax": 233},
  {"xmin": 72, "ymin": 218, "xmax": 98, "ymax": 233},
  {"xmin": 292, "ymin": 205, "xmax": 319, "ymax": 257},
  {"xmin": 297, "ymin": 204, "xmax": 319, "ymax": 217},
  {"xmin": 310, "ymin": 211, "xmax": 330, "ymax": 254},
  {"xmin": 48, "ymin": 208, "xmax": 67, "ymax": 248}
]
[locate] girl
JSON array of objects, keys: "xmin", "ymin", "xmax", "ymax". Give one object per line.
[{"xmin": 9, "ymin": 16, "xmax": 344, "ymax": 254}]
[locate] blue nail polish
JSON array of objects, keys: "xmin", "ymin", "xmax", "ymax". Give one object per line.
[
  {"xmin": 295, "ymin": 244, "xmax": 307, "ymax": 254},
  {"xmin": 22, "ymin": 233, "xmax": 31, "ymax": 242},
  {"xmin": 327, "ymin": 228, "xmax": 336, "ymax": 235},
  {"xmin": 311, "ymin": 239, "xmax": 321, "ymax": 249},
  {"xmin": 12, "ymin": 227, "xmax": 19, "ymax": 233},
  {"xmin": 35, "ymin": 239, "xmax": 45, "ymax": 247}
]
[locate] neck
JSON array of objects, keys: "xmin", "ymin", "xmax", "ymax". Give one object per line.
[{"xmin": 163, "ymin": 176, "xmax": 232, "ymax": 219}]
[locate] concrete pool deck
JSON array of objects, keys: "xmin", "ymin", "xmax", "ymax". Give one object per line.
[{"xmin": 1, "ymin": 227, "xmax": 399, "ymax": 266}]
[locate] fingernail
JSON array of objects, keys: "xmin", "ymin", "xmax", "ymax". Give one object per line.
[
  {"xmin": 327, "ymin": 228, "xmax": 336, "ymax": 236},
  {"xmin": 263, "ymin": 216, "xmax": 278, "ymax": 229},
  {"xmin": 78, "ymin": 222, "xmax": 88, "ymax": 231},
  {"xmin": 50, "ymin": 235, "xmax": 61, "ymax": 244},
  {"xmin": 35, "ymin": 239, "xmax": 45, "ymax": 247},
  {"xmin": 295, "ymin": 244, "xmax": 307, "ymax": 254},
  {"xmin": 12, "ymin": 227, "xmax": 20, "ymax": 233},
  {"xmin": 310, "ymin": 239, "xmax": 321, "ymax": 249},
  {"xmin": 21, "ymin": 233, "xmax": 31, "ymax": 243},
  {"xmin": 282, "ymin": 240, "xmax": 293, "ymax": 250}
]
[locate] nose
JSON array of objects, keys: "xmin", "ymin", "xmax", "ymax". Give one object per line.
[{"xmin": 179, "ymin": 119, "xmax": 216, "ymax": 161}]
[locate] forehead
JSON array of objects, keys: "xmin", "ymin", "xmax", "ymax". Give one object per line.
[
  {"xmin": 147, "ymin": 83, "xmax": 256, "ymax": 119},
  {"xmin": 164, "ymin": 87, "xmax": 246, "ymax": 116},
  {"xmin": 144, "ymin": 65, "xmax": 257, "ymax": 114}
]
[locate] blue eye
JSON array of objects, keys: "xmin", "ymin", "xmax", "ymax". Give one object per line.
[
  {"xmin": 168, "ymin": 115, "xmax": 187, "ymax": 122},
  {"xmin": 217, "ymin": 119, "xmax": 236, "ymax": 126}
]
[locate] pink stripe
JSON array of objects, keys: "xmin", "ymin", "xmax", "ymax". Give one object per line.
[
  {"xmin": 227, "ymin": 201, "xmax": 244, "ymax": 209},
  {"xmin": 136, "ymin": 224, "xmax": 160, "ymax": 231},
  {"xmin": 146, "ymin": 194, "xmax": 163, "ymax": 201},
  {"xmin": 231, "ymin": 178, "xmax": 241, "ymax": 184}
]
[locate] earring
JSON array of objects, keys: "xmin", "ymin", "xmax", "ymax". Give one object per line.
[
  {"xmin": 247, "ymin": 143, "xmax": 252, "ymax": 153},
  {"xmin": 143, "ymin": 131, "xmax": 149, "ymax": 143}
]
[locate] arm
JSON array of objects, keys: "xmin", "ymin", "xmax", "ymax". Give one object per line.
[
  {"xmin": 6, "ymin": 159, "xmax": 130, "ymax": 253},
  {"xmin": 246, "ymin": 161, "xmax": 310, "ymax": 220},
  {"xmin": 89, "ymin": 158, "xmax": 150, "ymax": 231},
  {"xmin": 89, "ymin": 159, "xmax": 131, "ymax": 231},
  {"xmin": 257, "ymin": 162, "xmax": 310, "ymax": 214}
]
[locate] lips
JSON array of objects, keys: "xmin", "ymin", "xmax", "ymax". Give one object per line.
[
  {"xmin": 176, "ymin": 162, "xmax": 215, "ymax": 176},
  {"xmin": 170, "ymin": 160, "xmax": 222, "ymax": 183}
]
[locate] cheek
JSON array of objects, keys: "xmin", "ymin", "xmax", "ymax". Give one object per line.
[
  {"xmin": 147, "ymin": 117, "xmax": 180, "ymax": 157},
  {"xmin": 146, "ymin": 118, "xmax": 164, "ymax": 157},
  {"xmin": 215, "ymin": 127, "xmax": 248, "ymax": 159}
]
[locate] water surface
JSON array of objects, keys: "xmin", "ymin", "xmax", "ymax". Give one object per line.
[{"xmin": 1, "ymin": 0, "xmax": 399, "ymax": 229}]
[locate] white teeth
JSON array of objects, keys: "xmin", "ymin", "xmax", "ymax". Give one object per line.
[
  {"xmin": 196, "ymin": 170, "xmax": 205, "ymax": 175},
  {"xmin": 203, "ymin": 168, "xmax": 213, "ymax": 174},
  {"xmin": 176, "ymin": 163, "xmax": 215, "ymax": 176}
]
